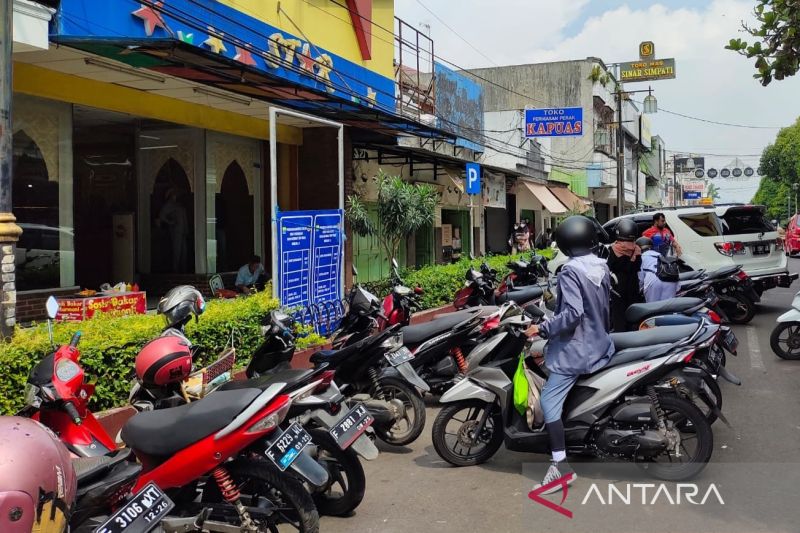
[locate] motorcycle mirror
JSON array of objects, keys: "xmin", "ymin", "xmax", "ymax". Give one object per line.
[
  {"xmin": 45, "ymin": 296, "xmax": 59, "ymax": 319},
  {"xmin": 391, "ymin": 258, "xmax": 399, "ymax": 269},
  {"xmin": 414, "ymin": 286, "xmax": 424, "ymax": 295},
  {"xmin": 351, "ymin": 264, "xmax": 358, "ymax": 277}
]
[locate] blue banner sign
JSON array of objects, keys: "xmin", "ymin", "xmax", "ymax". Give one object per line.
[
  {"xmin": 524, "ymin": 107, "xmax": 584, "ymax": 137},
  {"xmin": 683, "ymin": 191, "xmax": 702, "ymax": 200},
  {"xmin": 277, "ymin": 210, "xmax": 343, "ymax": 333}
]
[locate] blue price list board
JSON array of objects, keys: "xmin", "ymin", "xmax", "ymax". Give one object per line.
[{"xmin": 277, "ymin": 209, "xmax": 343, "ymax": 333}]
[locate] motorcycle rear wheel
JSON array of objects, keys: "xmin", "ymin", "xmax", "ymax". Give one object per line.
[
  {"xmin": 431, "ymin": 400, "xmax": 504, "ymax": 467},
  {"xmin": 224, "ymin": 459, "xmax": 320, "ymax": 532},
  {"xmin": 637, "ymin": 395, "xmax": 713, "ymax": 481},
  {"xmin": 371, "ymin": 377, "xmax": 426, "ymax": 446},
  {"xmin": 306, "ymin": 428, "xmax": 366, "ymax": 517},
  {"xmin": 721, "ymin": 293, "xmax": 755, "ymax": 324},
  {"xmin": 770, "ymin": 322, "xmax": 800, "ymax": 360}
]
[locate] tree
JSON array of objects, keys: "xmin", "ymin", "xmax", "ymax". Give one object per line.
[
  {"xmin": 752, "ymin": 175, "xmax": 790, "ymax": 220},
  {"xmin": 726, "ymin": 0, "xmax": 800, "ymax": 85},
  {"xmin": 707, "ymin": 183, "xmax": 721, "ymax": 201},
  {"xmin": 750, "ymin": 117, "xmax": 800, "ymax": 219},
  {"xmin": 345, "ymin": 171, "xmax": 438, "ymax": 263}
]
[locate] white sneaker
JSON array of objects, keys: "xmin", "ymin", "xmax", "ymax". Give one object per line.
[{"xmin": 533, "ymin": 461, "xmax": 577, "ymax": 495}]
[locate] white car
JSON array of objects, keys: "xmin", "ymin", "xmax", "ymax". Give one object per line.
[{"xmin": 548, "ymin": 205, "xmax": 797, "ymax": 295}]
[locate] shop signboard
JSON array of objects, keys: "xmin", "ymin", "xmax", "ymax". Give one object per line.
[
  {"xmin": 619, "ymin": 41, "xmax": 676, "ymax": 83},
  {"xmin": 465, "ymin": 163, "xmax": 481, "ymax": 195},
  {"xmin": 683, "ymin": 180, "xmax": 705, "ymax": 192},
  {"xmin": 483, "ymin": 172, "xmax": 507, "ymax": 209},
  {"xmin": 56, "ymin": 0, "xmax": 394, "ymax": 112},
  {"xmin": 435, "ymin": 62, "xmax": 484, "ymax": 151},
  {"xmin": 683, "ymin": 191, "xmax": 701, "ymax": 200},
  {"xmin": 524, "ymin": 107, "xmax": 583, "ymax": 137},
  {"xmin": 56, "ymin": 292, "xmax": 146, "ymax": 322},
  {"xmin": 276, "ymin": 209, "xmax": 343, "ymax": 332}
]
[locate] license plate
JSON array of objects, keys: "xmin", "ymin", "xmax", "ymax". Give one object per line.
[
  {"xmin": 94, "ymin": 483, "xmax": 174, "ymax": 533},
  {"xmin": 384, "ymin": 346, "xmax": 414, "ymax": 367},
  {"xmin": 722, "ymin": 328, "xmax": 738, "ymax": 354},
  {"xmin": 707, "ymin": 346, "xmax": 723, "ymax": 370},
  {"xmin": 265, "ymin": 423, "xmax": 312, "ymax": 471},
  {"xmin": 330, "ymin": 403, "xmax": 373, "ymax": 450},
  {"xmin": 752, "ymin": 244, "xmax": 770, "ymax": 255}
]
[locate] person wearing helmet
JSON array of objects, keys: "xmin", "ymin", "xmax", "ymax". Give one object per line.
[
  {"xmin": 637, "ymin": 235, "xmax": 680, "ymax": 302},
  {"xmin": 525, "ymin": 215, "xmax": 614, "ymax": 494},
  {"xmin": 606, "ymin": 218, "xmax": 643, "ymax": 331},
  {"xmin": 0, "ymin": 417, "xmax": 76, "ymax": 533}
]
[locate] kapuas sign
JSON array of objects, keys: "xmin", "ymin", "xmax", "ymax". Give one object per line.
[{"xmin": 524, "ymin": 107, "xmax": 583, "ymax": 137}]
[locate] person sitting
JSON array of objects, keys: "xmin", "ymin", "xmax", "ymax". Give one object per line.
[
  {"xmin": 637, "ymin": 237, "xmax": 679, "ymax": 302},
  {"xmin": 235, "ymin": 255, "xmax": 268, "ymax": 294}
]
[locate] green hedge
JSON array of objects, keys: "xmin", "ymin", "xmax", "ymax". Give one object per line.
[
  {"xmin": 362, "ymin": 250, "xmax": 555, "ymax": 310},
  {"xmin": 0, "ymin": 291, "xmax": 326, "ymax": 415}
]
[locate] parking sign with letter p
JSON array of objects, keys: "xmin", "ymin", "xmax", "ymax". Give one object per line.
[{"xmin": 466, "ymin": 163, "xmax": 481, "ymax": 195}]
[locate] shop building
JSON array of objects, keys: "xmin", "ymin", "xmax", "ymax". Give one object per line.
[{"xmin": 7, "ymin": 0, "xmax": 444, "ymax": 320}]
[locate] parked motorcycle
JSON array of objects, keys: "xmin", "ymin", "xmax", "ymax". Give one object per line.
[
  {"xmin": 432, "ymin": 312, "xmax": 718, "ymax": 481},
  {"xmin": 453, "ymin": 261, "xmax": 547, "ymax": 309},
  {"xmin": 770, "ymin": 289, "xmax": 800, "ymax": 359},
  {"xmin": 22, "ymin": 298, "xmax": 321, "ymax": 532},
  {"xmin": 679, "ymin": 265, "xmax": 757, "ymax": 324}
]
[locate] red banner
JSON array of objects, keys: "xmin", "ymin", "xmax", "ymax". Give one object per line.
[{"xmin": 56, "ymin": 292, "xmax": 147, "ymax": 322}]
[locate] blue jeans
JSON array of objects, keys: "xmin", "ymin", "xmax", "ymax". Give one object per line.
[{"xmin": 541, "ymin": 372, "xmax": 580, "ymax": 423}]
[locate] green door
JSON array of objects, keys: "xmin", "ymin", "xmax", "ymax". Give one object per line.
[
  {"xmin": 351, "ymin": 203, "xmax": 407, "ymax": 282},
  {"xmin": 415, "ymin": 223, "xmax": 433, "ymax": 268},
  {"xmin": 442, "ymin": 209, "xmax": 471, "ymax": 260}
]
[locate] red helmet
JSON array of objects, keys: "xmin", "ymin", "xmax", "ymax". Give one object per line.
[
  {"xmin": 135, "ymin": 335, "xmax": 193, "ymax": 387},
  {"xmin": 0, "ymin": 417, "xmax": 77, "ymax": 533}
]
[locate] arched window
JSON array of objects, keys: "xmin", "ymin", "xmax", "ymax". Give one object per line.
[
  {"xmin": 150, "ymin": 158, "xmax": 194, "ymax": 273},
  {"xmin": 216, "ymin": 161, "xmax": 253, "ymax": 271}
]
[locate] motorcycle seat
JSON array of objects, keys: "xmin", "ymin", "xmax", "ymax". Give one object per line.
[
  {"xmin": 679, "ymin": 279, "xmax": 705, "ymax": 291},
  {"xmin": 121, "ymin": 388, "xmax": 262, "ymax": 457},
  {"xmin": 495, "ymin": 285, "xmax": 544, "ymax": 305},
  {"xmin": 704, "ymin": 265, "xmax": 740, "ymax": 279},
  {"xmin": 602, "ymin": 343, "xmax": 674, "ymax": 369},
  {"xmin": 400, "ymin": 310, "xmax": 481, "ymax": 346},
  {"xmin": 309, "ymin": 332, "xmax": 386, "ymax": 365},
  {"xmin": 625, "ymin": 297, "xmax": 705, "ymax": 324},
  {"xmin": 678, "ymin": 270, "xmax": 705, "ymax": 281},
  {"xmin": 218, "ymin": 367, "xmax": 320, "ymax": 393},
  {"xmin": 610, "ymin": 324, "xmax": 698, "ymax": 350}
]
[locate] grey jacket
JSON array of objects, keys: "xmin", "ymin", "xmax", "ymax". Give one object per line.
[{"xmin": 540, "ymin": 255, "xmax": 615, "ymax": 375}]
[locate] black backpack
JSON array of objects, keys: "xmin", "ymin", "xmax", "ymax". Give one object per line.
[{"xmin": 655, "ymin": 254, "xmax": 680, "ymax": 282}]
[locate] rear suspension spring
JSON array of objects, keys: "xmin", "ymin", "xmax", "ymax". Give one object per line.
[
  {"xmin": 647, "ymin": 386, "xmax": 666, "ymax": 431},
  {"xmin": 367, "ymin": 366, "xmax": 384, "ymax": 398},
  {"xmin": 211, "ymin": 466, "xmax": 257, "ymax": 531},
  {"xmin": 451, "ymin": 347, "xmax": 468, "ymax": 374}
]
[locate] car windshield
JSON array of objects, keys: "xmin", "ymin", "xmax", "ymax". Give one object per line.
[
  {"xmin": 720, "ymin": 209, "xmax": 773, "ymax": 235},
  {"xmin": 678, "ymin": 213, "xmax": 723, "ymax": 237}
]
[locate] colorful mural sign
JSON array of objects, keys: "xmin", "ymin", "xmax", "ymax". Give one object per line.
[
  {"xmin": 56, "ymin": 292, "xmax": 147, "ymax": 321},
  {"xmin": 55, "ymin": 0, "xmax": 395, "ymax": 112},
  {"xmin": 434, "ymin": 62, "xmax": 484, "ymax": 151}
]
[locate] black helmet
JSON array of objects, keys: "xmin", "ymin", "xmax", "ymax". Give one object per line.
[
  {"xmin": 615, "ymin": 218, "xmax": 638, "ymax": 242},
  {"xmin": 158, "ymin": 285, "xmax": 206, "ymax": 329},
  {"xmin": 554, "ymin": 216, "xmax": 598, "ymax": 257},
  {"xmin": 635, "ymin": 236, "xmax": 653, "ymax": 252}
]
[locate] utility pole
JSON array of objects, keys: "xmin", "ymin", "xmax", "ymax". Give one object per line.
[
  {"xmin": 0, "ymin": 0, "xmax": 21, "ymax": 337},
  {"xmin": 672, "ymin": 154, "xmax": 677, "ymax": 207},
  {"xmin": 615, "ymin": 88, "xmax": 625, "ymax": 217}
]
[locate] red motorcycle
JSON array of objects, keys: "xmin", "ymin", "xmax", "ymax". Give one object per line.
[
  {"xmin": 21, "ymin": 299, "xmax": 320, "ymax": 532},
  {"xmin": 453, "ymin": 261, "xmax": 548, "ymax": 309}
]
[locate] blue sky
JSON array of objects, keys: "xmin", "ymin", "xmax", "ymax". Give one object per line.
[{"xmin": 395, "ymin": 0, "xmax": 796, "ymax": 203}]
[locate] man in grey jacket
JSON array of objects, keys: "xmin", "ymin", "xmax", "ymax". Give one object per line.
[{"xmin": 526, "ymin": 216, "xmax": 615, "ymax": 494}]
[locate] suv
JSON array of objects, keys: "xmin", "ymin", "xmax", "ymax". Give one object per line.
[{"xmin": 549, "ymin": 205, "xmax": 796, "ymax": 295}]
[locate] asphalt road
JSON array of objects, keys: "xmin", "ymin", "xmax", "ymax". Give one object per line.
[{"xmin": 321, "ymin": 258, "xmax": 800, "ymax": 533}]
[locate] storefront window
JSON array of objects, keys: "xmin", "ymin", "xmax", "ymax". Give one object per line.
[{"xmin": 12, "ymin": 95, "xmax": 74, "ymax": 291}]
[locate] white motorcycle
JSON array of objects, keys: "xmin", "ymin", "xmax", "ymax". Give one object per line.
[
  {"xmin": 770, "ymin": 290, "xmax": 800, "ymax": 359},
  {"xmin": 431, "ymin": 309, "xmax": 718, "ymax": 481}
]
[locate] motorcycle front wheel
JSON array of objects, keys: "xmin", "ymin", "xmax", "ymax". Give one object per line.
[
  {"xmin": 306, "ymin": 428, "xmax": 366, "ymax": 517},
  {"xmin": 371, "ymin": 377, "xmax": 426, "ymax": 446},
  {"xmin": 770, "ymin": 321, "xmax": 800, "ymax": 360},
  {"xmin": 431, "ymin": 400, "xmax": 504, "ymax": 467},
  {"xmin": 637, "ymin": 395, "xmax": 713, "ymax": 481}
]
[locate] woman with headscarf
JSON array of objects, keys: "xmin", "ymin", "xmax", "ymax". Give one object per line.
[{"xmin": 606, "ymin": 218, "xmax": 642, "ymax": 331}]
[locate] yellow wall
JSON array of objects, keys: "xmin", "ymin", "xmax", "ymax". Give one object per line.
[
  {"xmin": 219, "ymin": 0, "xmax": 395, "ymax": 79},
  {"xmin": 12, "ymin": 62, "xmax": 303, "ymax": 145}
]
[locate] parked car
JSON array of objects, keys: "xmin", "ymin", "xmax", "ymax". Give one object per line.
[
  {"xmin": 785, "ymin": 214, "xmax": 800, "ymax": 256},
  {"xmin": 549, "ymin": 205, "xmax": 796, "ymax": 296}
]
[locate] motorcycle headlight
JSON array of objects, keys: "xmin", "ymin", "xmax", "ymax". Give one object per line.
[{"xmin": 380, "ymin": 334, "xmax": 402, "ymax": 350}]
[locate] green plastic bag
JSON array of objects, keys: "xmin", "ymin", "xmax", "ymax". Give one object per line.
[{"xmin": 512, "ymin": 353, "xmax": 529, "ymax": 415}]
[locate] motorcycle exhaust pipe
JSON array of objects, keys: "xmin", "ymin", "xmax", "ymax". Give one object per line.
[{"xmin": 717, "ymin": 365, "xmax": 742, "ymax": 386}]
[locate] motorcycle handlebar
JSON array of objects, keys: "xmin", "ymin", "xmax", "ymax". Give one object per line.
[
  {"xmin": 64, "ymin": 401, "xmax": 82, "ymax": 425},
  {"xmin": 69, "ymin": 331, "xmax": 82, "ymax": 348}
]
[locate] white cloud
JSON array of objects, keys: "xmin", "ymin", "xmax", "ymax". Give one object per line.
[{"xmin": 395, "ymin": 0, "xmax": 800, "ymax": 202}]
